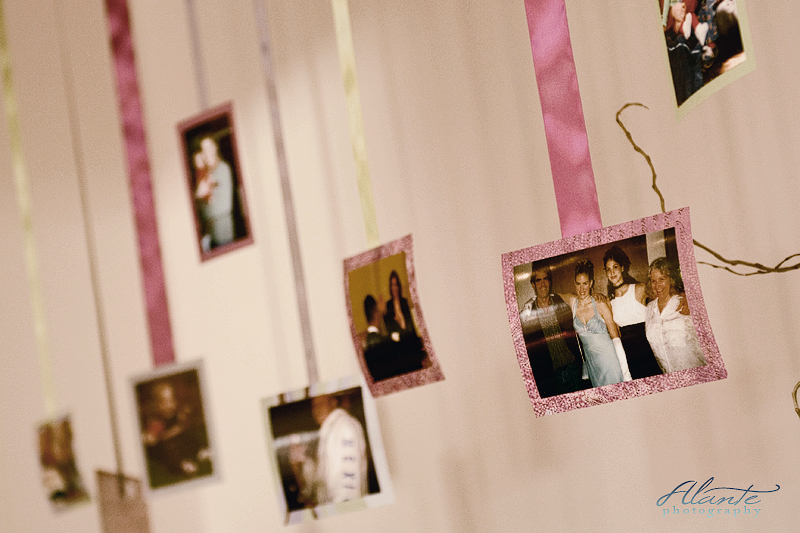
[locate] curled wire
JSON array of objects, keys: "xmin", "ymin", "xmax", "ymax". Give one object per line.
[{"xmin": 616, "ymin": 102, "xmax": 800, "ymax": 276}]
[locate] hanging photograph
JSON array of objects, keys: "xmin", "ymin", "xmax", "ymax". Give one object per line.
[
  {"xmin": 178, "ymin": 102, "xmax": 253, "ymax": 260},
  {"xmin": 131, "ymin": 361, "xmax": 218, "ymax": 491},
  {"xmin": 262, "ymin": 378, "xmax": 393, "ymax": 524},
  {"xmin": 37, "ymin": 415, "xmax": 90, "ymax": 509},
  {"xmin": 657, "ymin": 0, "xmax": 755, "ymax": 118},
  {"xmin": 502, "ymin": 208, "xmax": 725, "ymax": 416},
  {"xmin": 344, "ymin": 235, "xmax": 444, "ymax": 397},
  {"xmin": 96, "ymin": 470, "xmax": 150, "ymax": 533}
]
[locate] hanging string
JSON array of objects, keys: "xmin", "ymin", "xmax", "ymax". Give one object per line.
[
  {"xmin": 104, "ymin": 0, "xmax": 176, "ymax": 365},
  {"xmin": 0, "ymin": 0, "xmax": 58, "ymax": 418},
  {"xmin": 330, "ymin": 0, "xmax": 380, "ymax": 248},
  {"xmin": 53, "ymin": 0, "xmax": 126, "ymax": 492},
  {"xmin": 253, "ymin": 0, "xmax": 318, "ymax": 384},
  {"xmin": 184, "ymin": 0, "xmax": 209, "ymax": 109},
  {"xmin": 616, "ymin": 102, "xmax": 800, "ymax": 276},
  {"xmin": 523, "ymin": 0, "xmax": 603, "ymax": 238}
]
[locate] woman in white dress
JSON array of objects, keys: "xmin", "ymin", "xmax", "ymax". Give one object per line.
[
  {"xmin": 644, "ymin": 257, "xmax": 705, "ymax": 373},
  {"xmin": 603, "ymin": 246, "xmax": 662, "ymax": 379}
]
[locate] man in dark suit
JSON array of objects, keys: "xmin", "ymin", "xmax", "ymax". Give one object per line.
[
  {"xmin": 518, "ymin": 266, "xmax": 584, "ymax": 397},
  {"xmin": 363, "ymin": 295, "xmax": 384, "ymax": 350}
]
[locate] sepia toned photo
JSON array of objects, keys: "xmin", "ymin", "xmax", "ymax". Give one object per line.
[
  {"xmin": 131, "ymin": 361, "xmax": 217, "ymax": 491},
  {"xmin": 658, "ymin": 0, "xmax": 754, "ymax": 116},
  {"xmin": 344, "ymin": 235, "xmax": 444, "ymax": 397},
  {"xmin": 38, "ymin": 415, "xmax": 90, "ymax": 510},
  {"xmin": 178, "ymin": 103, "xmax": 253, "ymax": 260},
  {"xmin": 262, "ymin": 379, "xmax": 393, "ymax": 524},
  {"xmin": 502, "ymin": 208, "xmax": 725, "ymax": 416},
  {"xmin": 96, "ymin": 470, "xmax": 150, "ymax": 533}
]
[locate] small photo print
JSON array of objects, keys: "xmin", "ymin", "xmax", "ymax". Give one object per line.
[
  {"xmin": 262, "ymin": 378, "xmax": 393, "ymax": 524},
  {"xmin": 178, "ymin": 102, "xmax": 253, "ymax": 260},
  {"xmin": 502, "ymin": 208, "xmax": 725, "ymax": 416},
  {"xmin": 96, "ymin": 471, "xmax": 151, "ymax": 533},
  {"xmin": 658, "ymin": 0, "xmax": 754, "ymax": 117},
  {"xmin": 38, "ymin": 415, "xmax": 90, "ymax": 509},
  {"xmin": 344, "ymin": 234, "xmax": 444, "ymax": 396},
  {"xmin": 131, "ymin": 361, "xmax": 217, "ymax": 491}
]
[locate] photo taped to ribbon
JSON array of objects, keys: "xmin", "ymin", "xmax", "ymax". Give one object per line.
[
  {"xmin": 261, "ymin": 377, "xmax": 393, "ymax": 524},
  {"xmin": 344, "ymin": 235, "xmax": 444, "ymax": 397},
  {"xmin": 178, "ymin": 103, "xmax": 253, "ymax": 261},
  {"xmin": 37, "ymin": 414, "xmax": 90, "ymax": 510},
  {"xmin": 502, "ymin": 208, "xmax": 725, "ymax": 416},
  {"xmin": 131, "ymin": 360, "xmax": 219, "ymax": 492},
  {"xmin": 96, "ymin": 470, "xmax": 150, "ymax": 533},
  {"xmin": 656, "ymin": 0, "xmax": 755, "ymax": 119}
]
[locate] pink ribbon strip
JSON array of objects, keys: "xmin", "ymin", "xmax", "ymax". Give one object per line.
[
  {"xmin": 105, "ymin": 0, "xmax": 175, "ymax": 366},
  {"xmin": 524, "ymin": 0, "xmax": 602, "ymax": 238}
]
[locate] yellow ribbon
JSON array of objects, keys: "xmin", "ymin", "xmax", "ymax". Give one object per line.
[
  {"xmin": 0, "ymin": 0, "xmax": 57, "ymax": 417},
  {"xmin": 331, "ymin": 0, "xmax": 380, "ymax": 248}
]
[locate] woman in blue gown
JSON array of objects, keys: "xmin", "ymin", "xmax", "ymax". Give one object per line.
[{"xmin": 566, "ymin": 260, "xmax": 631, "ymax": 387}]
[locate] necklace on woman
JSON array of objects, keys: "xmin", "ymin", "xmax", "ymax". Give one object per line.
[{"xmin": 614, "ymin": 283, "xmax": 628, "ymax": 298}]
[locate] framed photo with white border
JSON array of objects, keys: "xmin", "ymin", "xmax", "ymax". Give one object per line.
[
  {"xmin": 130, "ymin": 360, "xmax": 219, "ymax": 492},
  {"xmin": 502, "ymin": 208, "xmax": 725, "ymax": 416},
  {"xmin": 261, "ymin": 377, "xmax": 393, "ymax": 524},
  {"xmin": 656, "ymin": 0, "xmax": 755, "ymax": 120},
  {"xmin": 37, "ymin": 414, "xmax": 90, "ymax": 510}
]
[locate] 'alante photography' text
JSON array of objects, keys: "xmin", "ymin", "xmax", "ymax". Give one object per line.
[{"xmin": 657, "ymin": 477, "xmax": 780, "ymax": 517}]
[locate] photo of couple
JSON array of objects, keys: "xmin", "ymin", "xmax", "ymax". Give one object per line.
[
  {"xmin": 179, "ymin": 103, "xmax": 252, "ymax": 260},
  {"xmin": 344, "ymin": 236, "xmax": 444, "ymax": 396}
]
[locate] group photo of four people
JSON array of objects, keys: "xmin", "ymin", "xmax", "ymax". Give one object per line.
[{"xmin": 516, "ymin": 230, "xmax": 706, "ymax": 398}]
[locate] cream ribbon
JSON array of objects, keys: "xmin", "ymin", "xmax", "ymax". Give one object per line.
[
  {"xmin": 0, "ymin": 0, "xmax": 57, "ymax": 417},
  {"xmin": 331, "ymin": 0, "xmax": 380, "ymax": 248}
]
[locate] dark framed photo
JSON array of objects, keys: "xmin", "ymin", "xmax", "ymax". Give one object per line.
[
  {"xmin": 178, "ymin": 103, "xmax": 253, "ymax": 260},
  {"xmin": 502, "ymin": 208, "xmax": 725, "ymax": 416},
  {"xmin": 37, "ymin": 415, "xmax": 90, "ymax": 510},
  {"xmin": 344, "ymin": 235, "xmax": 444, "ymax": 397},
  {"xmin": 657, "ymin": 0, "xmax": 755, "ymax": 118},
  {"xmin": 262, "ymin": 378, "xmax": 393, "ymax": 524},
  {"xmin": 131, "ymin": 361, "xmax": 218, "ymax": 491}
]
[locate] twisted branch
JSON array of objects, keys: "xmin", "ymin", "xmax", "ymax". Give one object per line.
[{"xmin": 616, "ymin": 102, "xmax": 800, "ymax": 276}]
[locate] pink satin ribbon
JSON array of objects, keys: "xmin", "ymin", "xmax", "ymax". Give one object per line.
[
  {"xmin": 524, "ymin": 0, "xmax": 602, "ymax": 238},
  {"xmin": 105, "ymin": 0, "xmax": 175, "ymax": 366}
]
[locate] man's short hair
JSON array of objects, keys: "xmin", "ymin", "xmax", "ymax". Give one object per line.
[{"xmin": 529, "ymin": 263, "xmax": 552, "ymax": 285}]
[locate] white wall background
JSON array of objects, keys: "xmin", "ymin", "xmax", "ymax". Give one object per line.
[{"xmin": 0, "ymin": 0, "xmax": 798, "ymax": 531}]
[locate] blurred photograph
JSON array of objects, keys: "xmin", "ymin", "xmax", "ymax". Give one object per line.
[
  {"xmin": 38, "ymin": 415, "xmax": 90, "ymax": 509},
  {"xmin": 132, "ymin": 362, "xmax": 216, "ymax": 490},
  {"xmin": 344, "ymin": 235, "xmax": 444, "ymax": 396},
  {"xmin": 178, "ymin": 103, "xmax": 252, "ymax": 260},
  {"xmin": 502, "ymin": 208, "xmax": 725, "ymax": 416},
  {"xmin": 96, "ymin": 470, "xmax": 150, "ymax": 533},
  {"xmin": 263, "ymin": 380, "xmax": 392, "ymax": 524}
]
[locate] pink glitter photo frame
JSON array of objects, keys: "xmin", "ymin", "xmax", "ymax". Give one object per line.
[
  {"xmin": 343, "ymin": 235, "xmax": 444, "ymax": 397},
  {"xmin": 502, "ymin": 208, "xmax": 725, "ymax": 416}
]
